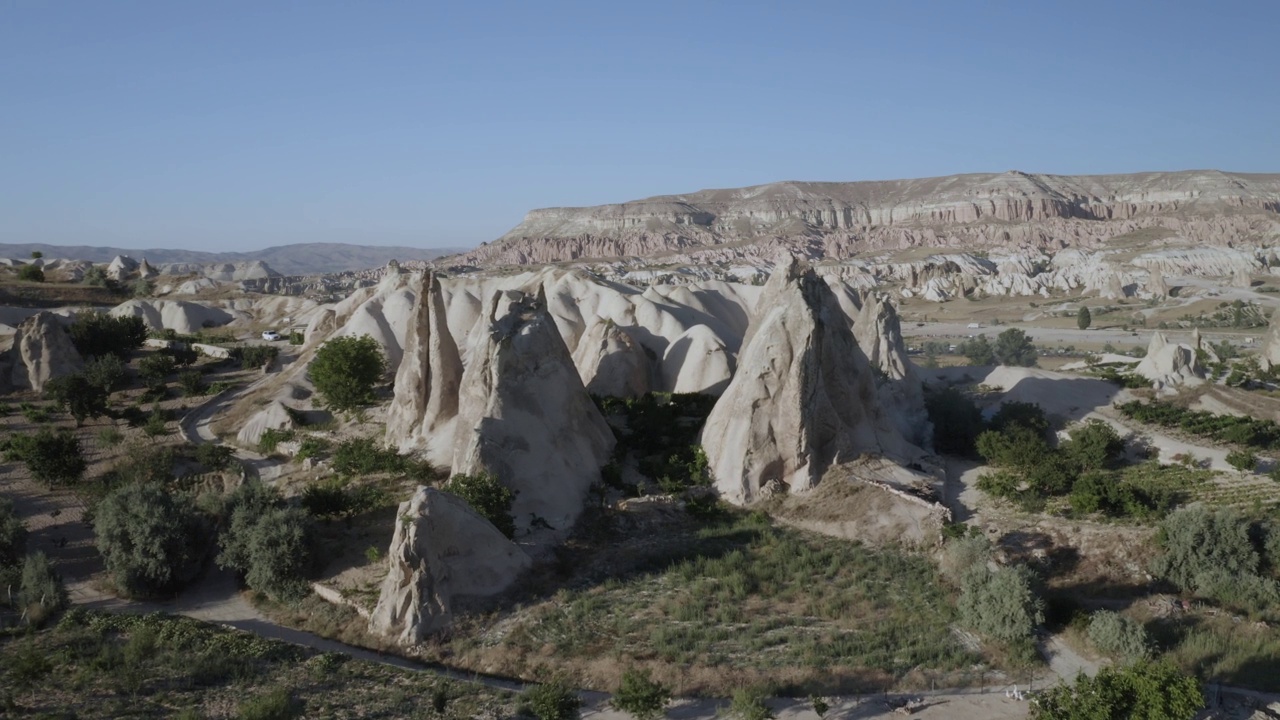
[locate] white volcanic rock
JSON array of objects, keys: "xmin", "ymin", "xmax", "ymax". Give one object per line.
[
  {"xmin": 660, "ymin": 324, "xmax": 734, "ymax": 395},
  {"xmin": 236, "ymin": 399, "xmax": 297, "ymax": 447},
  {"xmin": 106, "ymin": 255, "xmax": 138, "ymax": 283},
  {"xmin": 328, "ymin": 267, "xmax": 416, "ymax": 368},
  {"xmin": 109, "ymin": 299, "xmax": 236, "ymax": 335},
  {"xmin": 1131, "ymin": 247, "xmax": 1261, "ymax": 278},
  {"xmin": 155, "ymin": 260, "xmax": 280, "ymax": 282},
  {"xmin": 385, "ymin": 272, "xmax": 463, "ymax": 463},
  {"xmin": 368, "ymin": 487, "xmax": 530, "ymax": 645},
  {"xmin": 8, "ymin": 312, "xmax": 83, "ymax": 392},
  {"xmin": 1261, "ymin": 310, "xmax": 1280, "ymax": 372},
  {"xmin": 852, "ymin": 292, "xmax": 931, "ymax": 447},
  {"xmin": 1147, "ymin": 271, "xmax": 1170, "ymax": 299},
  {"xmin": 1135, "ymin": 332, "xmax": 1203, "ymax": 389},
  {"xmin": 137, "ymin": 258, "xmax": 157, "ymax": 278},
  {"xmin": 450, "ymin": 289, "xmax": 616, "ymax": 535},
  {"xmin": 701, "ymin": 258, "xmax": 915, "ymax": 505},
  {"xmin": 571, "ymin": 319, "xmax": 652, "ymax": 397}
]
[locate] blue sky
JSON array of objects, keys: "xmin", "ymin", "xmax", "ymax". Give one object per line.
[{"xmin": 2, "ymin": 1, "xmax": 1277, "ymax": 252}]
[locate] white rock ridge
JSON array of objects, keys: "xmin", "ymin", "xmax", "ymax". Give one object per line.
[
  {"xmin": 701, "ymin": 258, "xmax": 917, "ymax": 505},
  {"xmin": 450, "ymin": 288, "xmax": 616, "ymax": 535},
  {"xmin": 368, "ymin": 487, "xmax": 530, "ymax": 645},
  {"xmin": 1134, "ymin": 331, "xmax": 1204, "ymax": 389},
  {"xmin": 385, "ymin": 271, "xmax": 463, "ymax": 464}
]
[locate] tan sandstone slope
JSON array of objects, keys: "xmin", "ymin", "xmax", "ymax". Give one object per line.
[
  {"xmin": 368, "ymin": 487, "xmax": 530, "ymax": 645},
  {"xmin": 8, "ymin": 312, "xmax": 84, "ymax": 392},
  {"xmin": 701, "ymin": 258, "xmax": 918, "ymax": 505},
  {"xmin": 450, "ymin": 288, "xmax": 616, "ymax": 535}
]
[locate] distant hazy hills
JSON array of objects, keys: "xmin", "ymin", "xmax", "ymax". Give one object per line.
[{"xmin": 0, "ymin": 242, "xmax": 467, "ymax": 276}]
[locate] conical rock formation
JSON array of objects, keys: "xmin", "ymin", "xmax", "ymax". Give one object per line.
[
  {"xmin": 1262, "ymin": 310, "xmax": 1280, "ymax": 372},
  {"xmin": 1147, "ymin": 271, "xmax": 1169, "ymax": 299},
  {"xmin": 9, "ymin": 312, "xmax": 84, "ymax": 392},
  {"xmin": 852, "ymin": 292, "xmax": 931, "ymax": 447},
  {"xmin": 1135, "ymin": 331, "xmax": 1203, "ymax": 389},
  {"xmin": 385, "ymin": 272, "xmax": 463, "ymax": 463},
  {"xmin": 701, "ymin": 258, "xmax": 913, "ymax": 505},
  {"xmin": 368, "ymin": 487, "xmax": 530, "ymax": 645},
  {"xmin": 571, "ymin": 319, "xmax": 652, "ymax": 398},
  {"xmin": 450, "ymin": 288, "xmax": 616, "ymax": 535}
]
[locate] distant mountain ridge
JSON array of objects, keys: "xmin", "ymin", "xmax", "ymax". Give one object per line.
[
  {"xmin": 456, "ymin": 169, "xmax": 1280, "ymax": 266},
  {"xmin": 0, "ymin": 242, "xmax": 466, "ymax": 276}
]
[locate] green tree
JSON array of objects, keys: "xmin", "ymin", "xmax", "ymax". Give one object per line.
[
  {"xmin": 520, "ymin": 678, "xmax": 582, "ymax": 720},
  {"xmin": 30, "ymin": 251, "xmax": 43, "ymax": 259},
  {"xmin": 83, "ymin": 354, "xmax": 127, "ymax": 393},
  {"xmin": 83, "ymin": 265, "xmax": 109, "ymax": 287},
  {"xmin": 1062, "ymin": 420, "xmax": 1125, "ymax": 472},
  {"xmin": 69, "ymin": 312, "xmax": 148, "ymax": 359},
  {"xmin": 1077, "ymin": 306, "xmax": 1092, "ymax": 330},
  {"xmin": 94, "ymin": 482, "xmax": 205, "ymax": 598},
  {"xmin": 138, "ymin": 353, "xmax": 176, "ymax": 384},
  {"xmin": 976, "ymin": 425, "xmax": 1050, "ymax": 470},
  {"xmin": 4, "ymin": 429, "xmax": 86, "ymax": 485},
  {"xmin": 43, "ymin": 373, "xmax": 109, "ymax": 425},
  {"xmin": 0, "ymin": 496, "xmax": 28, "ymax": 567},
  {"xmin": 958, "ymin": 565, "xmax": 1044, "ymax": 643},
  {"xmin": 17, "ymin": 264, "xmax": 45, "ymax": 282},
  {"xmin": 726, "ymin": 686, "xmax": 774, "ymax": 720},
  {"xmin": 308, "ymin": 335, "xmax": 387, "ymax": 411},
  {"xmin": 962, "ymin": 335, "xmax": 996, "ymax": 365},
  {"xmin": 994, "ymin": 328, "xmax": 1038, "ymax": 367},
  {"xmin": 988, "ymin": 401, "xmax": 1049, "ymax": 437},
  {"xmin": 445, "ymin": 472, "xmax": 517, "ymax": 539},
  {"xmin": 1151, "ymin": 506, "xmax": 1259, "ymax": 592},
  {"xmin": 216, "ymin": 482, "xmax": 315, "ymax": 601},
  {"xmin": 1031, "ymin": 661, "xmax": 1203, "ymax": 720},
  {"xmin": 611, "ymin": 669, "xmax": 670, "ymax": 720}
]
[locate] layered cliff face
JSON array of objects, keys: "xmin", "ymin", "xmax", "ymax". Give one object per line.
[
  {"xmin": 700, "ymin": 258, "xmax": 917, "ymax": 505},
  {"xmin": 450, "ymin": 288, "xmax": 616, "ymax": 535},
  {"xmin": 368, "ymin": 487, "xmax": 530, "ymax": 645},
  {"xmin": 456, "ymin": 171, "xmax": 1280, "ymax": 267}
]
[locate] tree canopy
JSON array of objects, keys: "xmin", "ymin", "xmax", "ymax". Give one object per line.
[{"xmin": 308, "ymin": 335, "xmax": 387, "ymax": 411}]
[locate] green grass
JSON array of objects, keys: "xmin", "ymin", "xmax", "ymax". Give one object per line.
[
  {"xmin": 452, "ymin": 511, "xmax": 979, "ymax": 695},
  {"xmin": 1150, "ymin": 613, "xmax": 1280, "ymax": 691},
  {"xmin": 0, "ymin": 610, "xmax": 511, "ymax": 718}
]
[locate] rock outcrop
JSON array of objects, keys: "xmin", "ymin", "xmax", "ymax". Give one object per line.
[
  {"xmin": 1146, "ymin": 271, "xmax": 1170, "ymax": 299},
  {"xmin": 701, "ymin": 258, "xmax": 914, "ymax": 505},
  {"xmin": 236, "ymin": 400, "xmax": 297, "ymax": 447},
  {"xmin": 570, "ymin": 319, "xmax": 652, "ymax": 397},
  {"xmin": 109, "ymin": 299, "xmax": 236, "ymax": 335},
  {"xmin": 1135, "ymin": 332, "xmax": 1204, "ymax": 389},
  {"xmin": 368, "ymin": 487, "xmax": 530, "ymax": 645},
  {"xmin": 851, "ymin": 292, "xmax": 931, "ymax": 447},
  {"xmin": 450, "ymin": 288, "xmax": 616, "ymax": 535},
  {"xmin": 1261, "ymin": 310, "xmax": 1280, "ymax": 373},
  {"xmin": 8, "ymin": 312, "xmax": 84, "ymax": 392},
  {"xmin": 385, "ymin": 272, "xmax": 463, "ymax": 463}
]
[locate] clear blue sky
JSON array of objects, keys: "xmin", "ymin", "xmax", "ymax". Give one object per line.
[{"xmin": 3, "ymin": 1, "xmax": 1277, "ymax": 252}]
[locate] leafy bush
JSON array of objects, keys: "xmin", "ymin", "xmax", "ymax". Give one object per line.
[
  {"xmin": 1030, "ymin": 661, "xmax": 1203, "ymax": 720},
  {"xmin": 217, "ymin": 483, "xmax": 315, "ymax": 602},
  {"xmin": 194, "ymin": 443, "xmax": 235, "ymax": 471},
  {"xmin": 1151, "ymin": 506, "xmax": 1280, "ymax": 617},
  {"xmin": 143, "ymin": 407, "xmax": 170, "ymax": 437},
  {"xmin": 295, "ymin": 436, "xmax": 330, "ymax": 462},
  {"xmin": 445, "ymin": 472, "xmax": 516, "ymax": 538},
  {"xmin": 138, "ymin": 353, "xmax": 176, "ymax": 383},
  {"xmin": 988, "ymin": 401, "xmax": 1049, "ymax": 437},
  {"xmin": 289, "ymin": 331, "xmax": 305, "ymax": 345},
  {"xmin": 520, "ymin": 679, "xmax": 582, "ymax": 720},
  {"xmin": 236, "ymin": 686, "xmax": 302, "ymax": 720},
  {"xmin": 3, "ymin": 428, "xmax": 86, "ymax": 485},
  {"xmin": 960, "ymin": 335, "xmax": 995, "ymax": 365},
  {"xmin": 726, "ymin": 686, "xmax": 774, "ymax": 720},
  {"xmin": 1226, "ymin": 449, "xmax": 1258, "ymax": 472},
  {"xmin": 1087, "ymin": 610, "xmax": 1149, "ymax": 663},
  {"xmin": 940, "ymin": 535, "xmax": 991, "ymax": 584},
  {"xmin": 994, "ymin": 328, "xmax": 1038, "ymax": 367},
  {"xmin": 330, "ymin": 437, "xmax": 427, "ymax": 478},
  {"xmin": 96, "ymin": 425, "xmax": 125, "ymax": 448},
  {"xmin": 17, "ymin": 264, "xmax": 44, "ymax": 282},
  {"xmin": 1062, "ymin": 420, "xmax": 1126, "ymax": 472},
  {"xmin": 957, "ymin": 565, "xmax": 1044, "ymax": 643},
  {"xmin": 923, "ymin": 386, "xmax": 985, "ymax": 456},
  {"xmin": 611, "ymin": 668, "xmax": 670, "ymax": 720},
  {"xmin": 83, "ymin": 353, "xmax": 127, "ymax": 393},
  {"xmin": 107, "ymin": 443, "xmax": 175, "ymax": 487},
  {"xmin": 235, "ymin": 345, "xmax": 280, "ymax": 369},
  {"xmin": 94, "ymin": 482, "xmax": 206, "ymax": 598},
  {"xmin": 977, "ymin": 425, "xmax": 1050, "ymax": 470},
  {"xmin": 18, "ymin": 551, "xmax": 68, "ymax": 624},
  {"xmin": 1118, "ymin": 400, "xmax": 1280, "ymax": 450},
  {"xmin": 43, "ymin": 373, "xmax": 109, "ymax": 425},
  {"xmin": 178, "ymin": 369, "xmax": 206, "ymax": 396},
  {"xmin": 258, "ymin": 428, "xmax": 295, "ymax": 454},
  {"xmin": 0, "ymin": 496, "xmax": 28, "ymax": 567},
  {"xmin": 308, "ymin": 335, "xmax": 387, "ymax": 411},
  {"xmin": 300, "ymin": 481, "xmax": 385, "ymax": 519},
  {"xmin": 69, "ymin": 312, "xmax": 148, "ymax": 359}
]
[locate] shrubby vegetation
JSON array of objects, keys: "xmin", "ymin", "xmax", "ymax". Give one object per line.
[
  {"xmin": 1031, "ymin": 661, "xmax": 1203, "ymax": 720},
  {"xmin": 17, "ymin": 263, "xmax": 45, "ymax": 282},
  {"xmin": 519, "ymin": 678, "xmax": 581, "ymax": 720},
  {"xmin": 43, "ymin": 373, "xmax": 109, "ymax": 425},
  {"xmin": 217, "ymin": 482, "xmax": 315, "ymax": 602},
  {"xmin": 69, "ymin": 312, "xmax": 148, "ymax": 359},
  {"xmin": 445, "ymin": 472, "xmax": 516, "ymax": 538},
  {"xmin": 329, "ymin": 436, "xmax": 432, "ymax": 479},
  {"xmin": 923, "ymin": 386, "xmax": 986, "ymax": 456},
  {"xmin": 1150, "ymin": 506, "xmax": 1280, "ymax": 619},
  {"xmin": 958, "ymin": 329, "xmax": 1038, "ymax": 367},
  {"xmin": 595, "ymin": 392, "xmax": 716, "ymax": 496},
  {"xmin": 83, "ymin": 353, "xmax": 128, "ymax": 393},
  {"xmin": 1118, "ymin": 400, "xmax": 1280, "ymax": 451},
  {"xmin": 94, "ymin": 482, "xmax": 206, "ymax": 598},
  {"xmin": 2, "ymin": 428, "xmax": 87, "ymax": 485},
  {"xmin": 308, "ymin": 335, "xmax": 386, "ymax": 411},
  {"xmin": 1087, "ymin": 610, "xmax": 1150, "ymax": 663},
  {"xmin": 233, "ymin": 344, "xmax": 280, "ymax": 369},
  {"xmin": 610, "ymin": 668, "xmax": 670, "ymax": 720}
]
